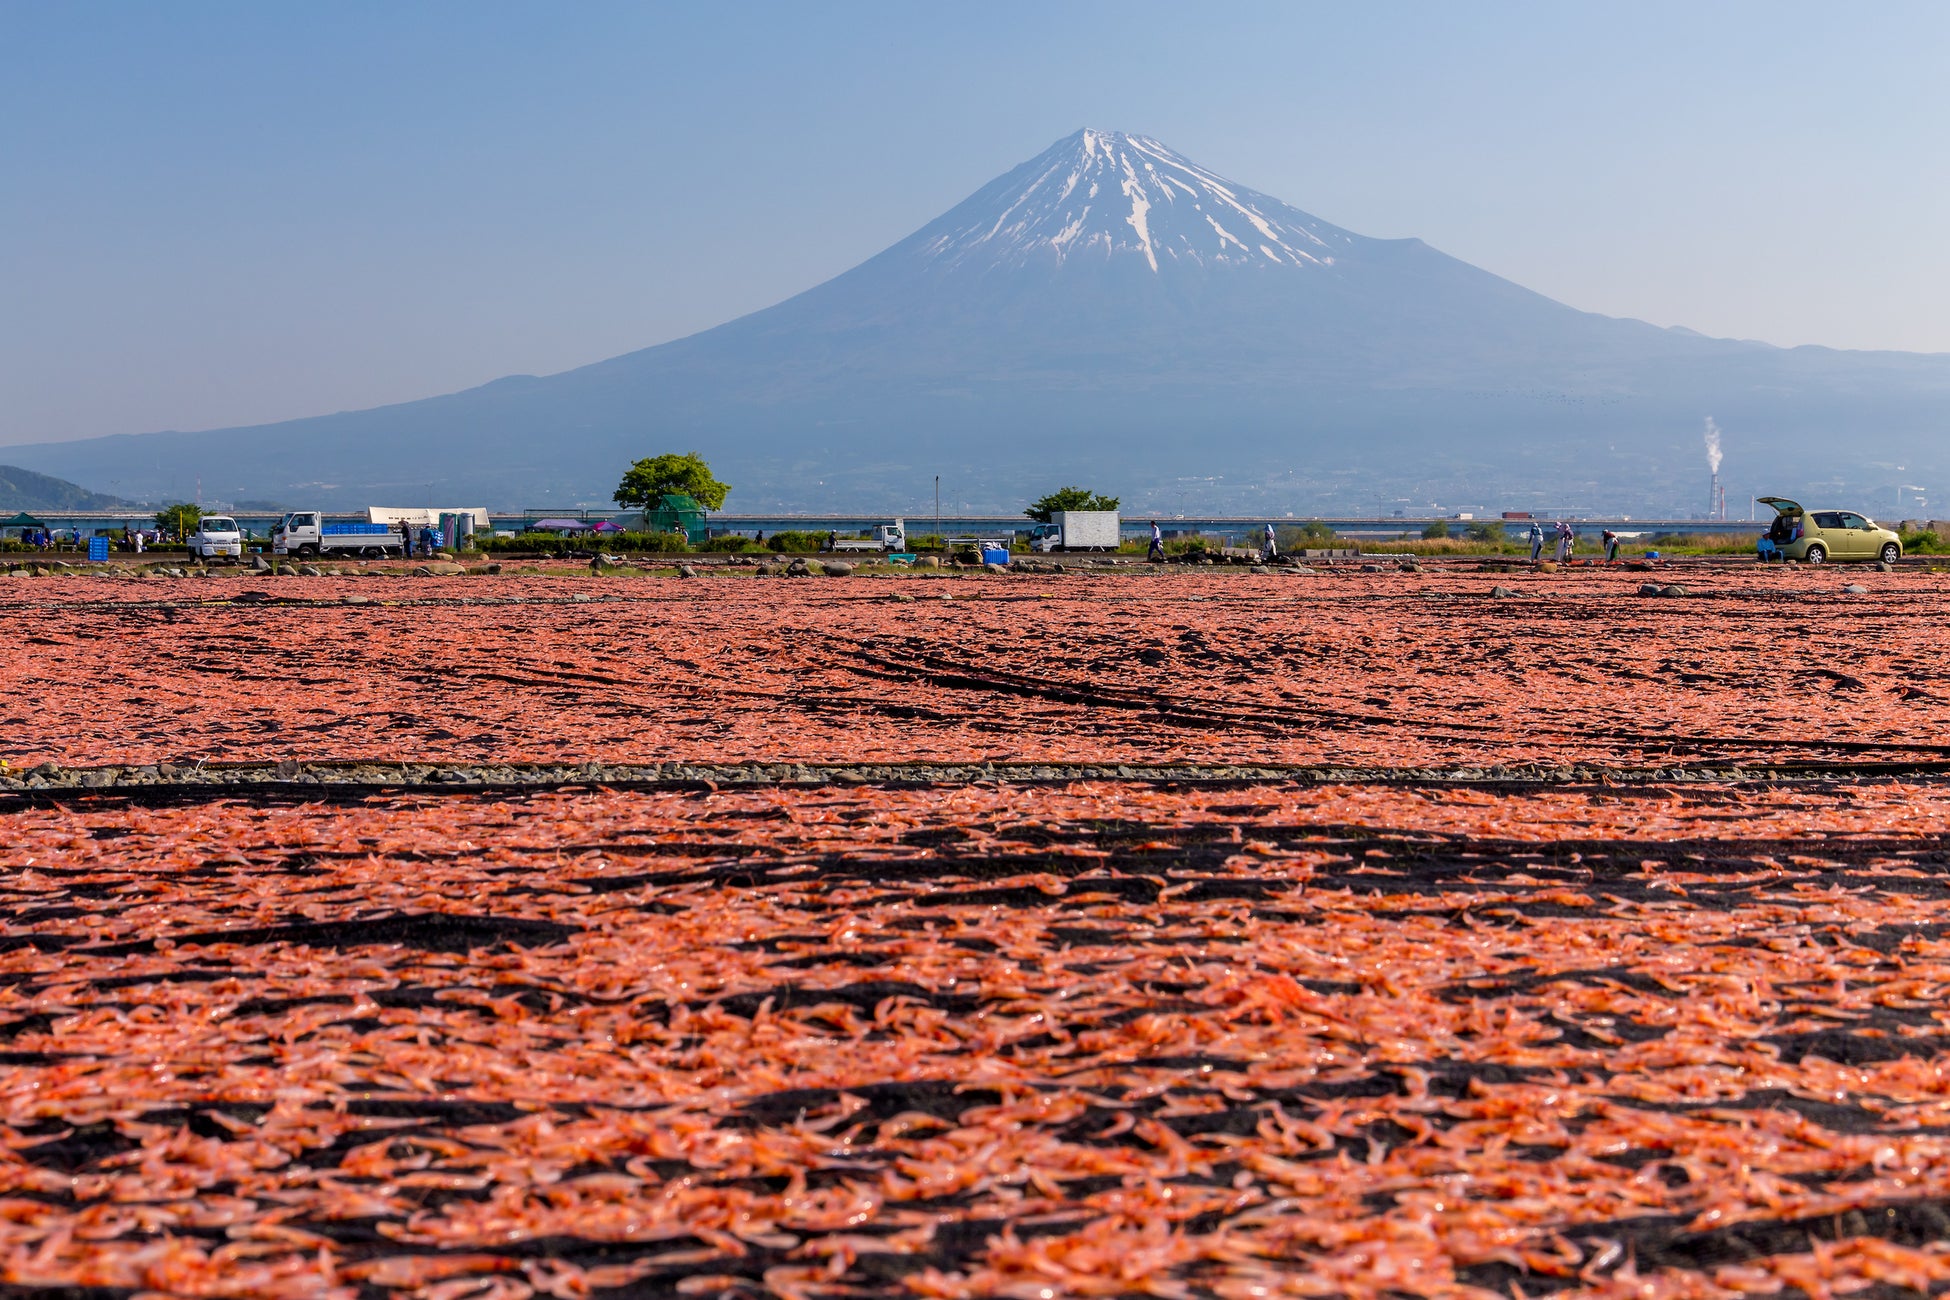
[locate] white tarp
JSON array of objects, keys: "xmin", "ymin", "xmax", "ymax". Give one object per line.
[{"xmin": 366, "ymin": 507, "xmax": 490, "ymax": 528}]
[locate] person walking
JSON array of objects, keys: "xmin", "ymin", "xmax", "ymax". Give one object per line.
[
  {"xmin": 1554, "ymin": 520, "xmax": 1575, "ymax": 563},
  {"xmin": 1527, "ymin": 522, "xmax": 1544, "ymax": 562},
  {"xmin": 1147, "ymin": 520, "xmax": 1165, "ymax": 562},
  {"xmin": 1262, "ymin": 522, "xmax": 1278, "ymax": 562}
]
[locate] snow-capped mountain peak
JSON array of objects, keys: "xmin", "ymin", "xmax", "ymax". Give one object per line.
[{"xmin": 909, "ymin": 128, "xmax": 1355, "ymax": 274}]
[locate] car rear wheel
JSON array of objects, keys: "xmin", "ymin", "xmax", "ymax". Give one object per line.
[
  {"xmin": 1804, "ymin": 543, "xmax": 1826, "ymax": 563},
  {"xmin": 1881, "ymin": 542, "xmax": 1901, "ymax": 564}
]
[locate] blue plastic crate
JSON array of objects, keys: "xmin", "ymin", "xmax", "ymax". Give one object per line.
[{"xmin": 980, "ymin": 546, "xmax": 1010, "ymax": 566}]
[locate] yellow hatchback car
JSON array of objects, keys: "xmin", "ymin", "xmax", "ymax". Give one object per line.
[{"xmin": 1758, "ymin": 496, "xmax": 1903, "ymax": 564}]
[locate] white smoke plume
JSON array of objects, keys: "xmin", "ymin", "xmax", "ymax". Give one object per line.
[{"xmin": 1703, "ymin": 417, "xmax": 1723, "ymax": 476}]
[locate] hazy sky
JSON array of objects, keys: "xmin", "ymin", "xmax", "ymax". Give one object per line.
[{"xmin": 4, "ymin": 0, "xmax": 1947, "ymax": 445}]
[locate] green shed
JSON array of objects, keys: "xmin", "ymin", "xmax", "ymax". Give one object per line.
[{"xmin": 643, "ymin": 493, "xmax": 708, "ymax": 545}]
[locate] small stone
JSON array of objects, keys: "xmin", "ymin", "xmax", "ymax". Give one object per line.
[
  {"xmin": 823, "ymin": 561, "xmax": 855, "ymax": 576},
  {"xmin": 983, "ymin": 562, "xmax": 1008, "ymax": 574},
  {"xmin": 411, "ymin": 566, "xmax": 433, "ymax": 577},
  {"xmin": 1639, "ymin": 583, "xmax": 1663, "ymax": 596},
  {"xmin": 1659, "ymin": 584, "xmax": 1689, "ymax": 597},
  {"xmin": 1843, "ymin": 582, "xmax": 1870, "ymax": 594},
  {"xmin": 892, "ymin": 593, "xmax": 916, "ymax": 603},
  {"xmin": 677, "ymin": 564, "xmax": 699, "ymax": 578},
  {"xmin": 251, "ymin": 555, "xmax": 270, "ymax": 572},
  {"xmin": 1250, "ymin": 566, "xmax": 1269, "ymax": 575},
  {"xmin": 485, "ymin": 563, "xmax": 503, "ymax": 575},
  {"xmin": 1877, "ymin": 561, "xmax": 1896, "ymax": 572},
  {"xmin": 1490, "ymin": 585, "xmax": 1516, "ymax": 598},
  {"xmin": 914, "ymin": 556, "xmax": 941, "ymax": 569},
  {"xmin": 298, "ymin": 565, "xmax": 322, "ymax": 577}
]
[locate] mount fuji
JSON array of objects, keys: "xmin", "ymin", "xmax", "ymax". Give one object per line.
[{"xmin": 11, "ymin": 128, "xmax": 1950, "ymax": 514}]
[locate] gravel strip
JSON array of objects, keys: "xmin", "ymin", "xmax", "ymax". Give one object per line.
[{"xmin": 6, "ymin": 757, "xmax": 1950, "ymax": 797}]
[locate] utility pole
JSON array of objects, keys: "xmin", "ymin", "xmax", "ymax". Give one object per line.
[{"xmin": 934, "ymin": 475, "xmax": 940, "ymax": 552}]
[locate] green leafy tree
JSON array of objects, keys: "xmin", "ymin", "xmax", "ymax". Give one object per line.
[
  {"xmin": 155, "ymin": 503, "xmax": 201, "ymax": 540},
  {"xmin": 1463, "ymin": 521, "xmax": 1502, "ymax": 543},
  {"xmin": 1422, "ymin": 519, "xmax": 1452, "ymax": 540},
  {"xmin": 1025, "ymin": 486, "xmax": 1121, "ymax": 523},
  {"xmin": 613, "ymin": 452, "xmax": 731, "ymax": 512}
]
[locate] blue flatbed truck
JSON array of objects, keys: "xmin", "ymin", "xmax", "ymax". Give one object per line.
[{"xmin": 273, "ymin": 512, "xmax": 405, "ymax": 558}]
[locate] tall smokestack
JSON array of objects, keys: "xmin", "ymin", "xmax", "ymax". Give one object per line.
[{"xmin": 1703, "ymin": 417, "xmax": 1724, "ymax": 520}]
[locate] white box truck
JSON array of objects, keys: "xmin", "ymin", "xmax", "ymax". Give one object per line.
[{"xmin": 1029, "ymin": 510, "xmax": 1121, "ymax": 552}]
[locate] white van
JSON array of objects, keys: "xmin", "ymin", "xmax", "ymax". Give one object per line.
[{"xmin": 188, "ymin": 516, "xmax": 243, "ymax": 561}]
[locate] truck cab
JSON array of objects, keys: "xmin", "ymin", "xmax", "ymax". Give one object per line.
[{"xmin": 274, "ymin": 512, "xmax": 322, "ymax": 556}]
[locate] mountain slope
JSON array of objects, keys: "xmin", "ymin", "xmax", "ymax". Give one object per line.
[
  {"xmin": 7, "ymin": 129, "xmax": 1949, "ymax": 514},
  {"xmin": 0, "ymin": 465, "xmax": 134, "ymax": 512}
]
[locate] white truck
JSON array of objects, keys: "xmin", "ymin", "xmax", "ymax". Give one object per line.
[
  {"xmin": 273, "ymin": 511, "xmax": 406, "ymax": 558},
  {"xmin": 829, "ymin": 519, "xmax": 908, "ymax": 552},
  {"xmin": 187, "ymin": 516, "xmax": 244, "ymax": 561},
  {"xmin": 1028, "ymin": 509, "xmax": 1121, "ymax": 552}
]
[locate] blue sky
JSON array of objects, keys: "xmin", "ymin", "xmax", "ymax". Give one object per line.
[{"xmin": 4, "ymin": 0, "xmax": 1947, "ymax": 444}]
